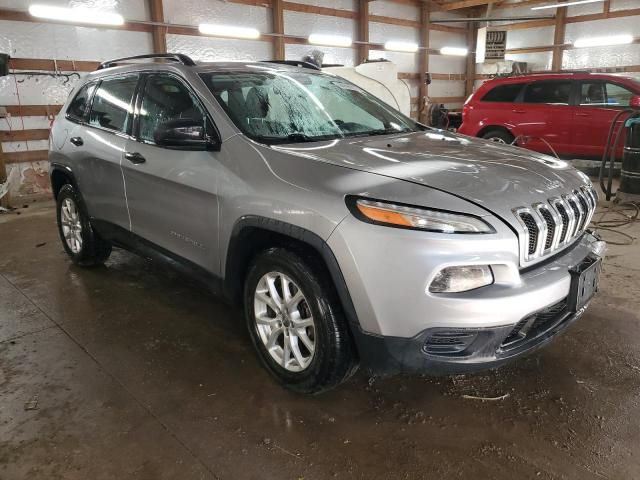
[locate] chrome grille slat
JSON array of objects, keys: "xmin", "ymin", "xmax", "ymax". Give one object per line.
[
  {"xmin": 581, "ymin": 186, "xmax": 597, "ymax": 227},
  {"xmin": 565, "ymin": 194, "xmax": 584, "ymax": 238},
  {"xmin": 514, "ymin": 185, "xmax": 597, "ymax": 265},
  {"xmin": 575, "ymin": 190, "xmax": 590, "ymax": 232}
]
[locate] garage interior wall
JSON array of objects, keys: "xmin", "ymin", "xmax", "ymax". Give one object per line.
[{"xmin": 0, "ymin": 0, "xmax": 639, "ymax": 199}]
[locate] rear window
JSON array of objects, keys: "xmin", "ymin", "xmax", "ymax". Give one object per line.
[
  {"xmin": 88, "ymin": 75, "xmax": 138, "ymax": 134},
  {"xmin": 523, "ymin": 80, "xmax": 572, "ymax": 105},
  {"xmin": 481, "ymin": 83, "xmax": 525, "ymax": 102}
]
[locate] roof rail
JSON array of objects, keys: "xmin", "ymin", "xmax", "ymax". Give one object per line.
[
  {"xmin": 260, "ymin": 60, "xmax": 322, "ymax": 71},
  {"xmin": 97, "ymin": 53, "xmax": 196, "ymax": 70}
]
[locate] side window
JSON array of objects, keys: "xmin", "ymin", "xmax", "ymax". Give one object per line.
[
  {"xmin": 88, "ymin": 76, "xmax": 138, "ymax": 133},
  {"xmin": 67, "ymin": 82, "xmax": 96, "ymax": 122},
  {"xmin": 605, "ymin": 82, "xmax": 634, "ymax": 107},
  {"xmin": 481, "ymin": 83, "xmax": 525, "ymax": 102},
  {"xmin": 137, "ymin": 75, "xmax": 206, "ymax": 144},
  {"xmin": 580, "ymin": 82, "xmax": 606, "ymax": 106},
  {"xmin": 523, "ymin": 81, "xmax": 572, "ymax": 105}
]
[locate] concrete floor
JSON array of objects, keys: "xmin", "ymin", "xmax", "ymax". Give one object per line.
[{"xmin": 1, "ymin": 200, "xmax": 640, "ymax": 480}]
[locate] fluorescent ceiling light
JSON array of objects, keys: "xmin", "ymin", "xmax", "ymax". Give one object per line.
[
  {"xmin": 29, "ymin": 4, "xmax": 124, "ymax": 25},
  {"xmin": 574, "ymin": 34, "xmax": 633, "ymax": 48},
  {"xmin": 532, "ymin": 0, "xmax": 602, "ymax": 10},
  {"xmin": 440, "ymin": 46, "xmax": 468, "ymax": 56},
  {"xmin": 308, "ymin": 34, "xmax": 352, "ymax": 48},
  {"xmin": 198, "ymin": 24, "xmax": 260, "ymax": 39},
  {"xmin": 384, "ymin": 41, "xmax": 419, "ymax": 53}
]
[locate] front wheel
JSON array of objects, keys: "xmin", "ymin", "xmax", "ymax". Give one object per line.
[
  {"xmin": 56, "ymin": 184, "xmax": 112, "ymax": 267},
  {"xmin": 244, "ymin": 248, "xmax": 358, "ymax": 394}
]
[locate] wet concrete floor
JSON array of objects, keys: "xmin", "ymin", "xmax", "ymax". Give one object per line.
[{"xmin": 1, "ymin": 201, "xmax": 640, "ymax": 479}]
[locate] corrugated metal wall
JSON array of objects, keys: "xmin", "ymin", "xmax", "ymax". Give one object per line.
[{"xmin": 500, "ymin": 0, "xmax": 640, "ymax": 73}]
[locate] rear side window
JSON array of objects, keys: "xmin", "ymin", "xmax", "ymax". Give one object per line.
[
  {"xmin": 88, "ymin": 75, "xmax": 139, "ymax": 133},
  {"xmin": 605, "ymin": 82, "xmax": 634, "ymax": 106},
  {"xmin": 481, "ymin": 83, "xmax": 524, "ymax": 102},
  {"xmin": 580, "ymin": 81, "xmax": 634, "ymax": 107},
  {"xmin": 66, "ymin": 82, "xmax": 96, "ymax": 122},
  {"xmin": 523, "ymin": 81, "xmax": 572, "ymax": 105}
]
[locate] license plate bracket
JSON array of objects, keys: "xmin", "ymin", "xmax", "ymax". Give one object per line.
[{"xmin": 568, "ymin": 254, "xmax": 602, "ymax": 312}]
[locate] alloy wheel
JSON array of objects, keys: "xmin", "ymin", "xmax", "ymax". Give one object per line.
[
  {"xmin": 253, "ymin": 271, "xmax": 316, "ymax": 372},
  {"xmin": 61, "ymin": 197, "xmax": 83, "ymax": 254}
]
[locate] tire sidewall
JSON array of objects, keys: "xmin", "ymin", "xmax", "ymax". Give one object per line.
[
  {"xmin": 243, "ymin": 249, "xmax": 336, "ymax": 390},
  {"xmin": 56, "ymin": 184, "xmax": 100, "ymax": 265}
]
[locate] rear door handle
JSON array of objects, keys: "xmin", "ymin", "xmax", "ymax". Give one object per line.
[
  {"xmin": 512, "ymin": 109, "xmax": 526, "ymax": 114},
  {"xmin": 575, "ymin": 112, "xmax": 590, "ymax": 117},
  {"xmin": 70, "ymin": 136, "xmax": 83, "ymax": 146},
  {"xmin": 124, "ymin": 151, "xmax": 146, "ymax": 164}
]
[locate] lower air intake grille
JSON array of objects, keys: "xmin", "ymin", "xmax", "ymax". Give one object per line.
[
  {"xmin": 423, "ymin": 330, "xmax": 478, "ymax": 356},
  {"xmin": 500, "ymin": 298, "xmax": 569, "ymax": 351}
]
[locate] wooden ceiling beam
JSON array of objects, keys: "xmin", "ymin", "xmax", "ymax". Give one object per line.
[
  {"xmin": 440, "ymin": 0, "xmax": 500, "ymax": 11},
  {"xmin": 0, "ymin": 129, "xmax": 50, "ymax": 142},
  {"xmin": 551, "ymin": 6, "xmax": 567, "ymax": 72},
  {"xmin": 272, "ymin": 0, "xmax": 285, "ymax": 60},
  {"xmin": 465, "ymin": 15, "xmax": 477, "ymax": 97},
  {"xmin": 147, "ymin": 0, "xmax": 166, "ymax": 54},
  {"xmin": 358, "ymin": 0, "xmax": 370, "ymax": 63}
]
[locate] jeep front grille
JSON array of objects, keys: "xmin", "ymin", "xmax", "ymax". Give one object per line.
[{"xmin": 513, "ymin": 185, "xmax": 597, "ymax": 264}]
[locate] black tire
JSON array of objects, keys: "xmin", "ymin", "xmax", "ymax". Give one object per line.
[
  {"xmin": 56, "ymin": 183, "xmax": 112, "ymax": 267},
  {"xmin": 481, "ymin": 128, "xmax": 514, "ymax": 145},
  {"xmin": 244, "ymin": 248, "xmax": 358, "ymax": 394}
]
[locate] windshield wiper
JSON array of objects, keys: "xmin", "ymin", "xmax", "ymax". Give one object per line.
[
  {"xmin": 347, "ymin": 128, "xmax": 414, "ymax": 138},
  {"xmin": 263, "ymin": 132, "xmax": 341, "ymax": 144}
]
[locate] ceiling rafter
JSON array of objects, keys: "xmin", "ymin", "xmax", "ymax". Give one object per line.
[{"xmin": 439, "ymin": 0, "xmax": 501, "ymax": 11}]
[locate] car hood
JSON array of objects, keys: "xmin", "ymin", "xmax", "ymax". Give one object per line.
[{"xmin": 271, "ymin": 129, "xmax": 591, "ymax": 222}]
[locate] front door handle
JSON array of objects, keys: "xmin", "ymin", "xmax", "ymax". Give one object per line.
[
  {"xmin": 70, "ymin": 136, "xmax": 83, "ymax": 146},
  {"xmin": 575, "ymin": 112, "xmax": 590, "ymax": 117},
  {"xmin": 512, "ymin": 109, "xmax": 527, "ymax": 114},
  {"xmin": 124, "ymin": 151, "xmax": 146, "ymax": 164}
]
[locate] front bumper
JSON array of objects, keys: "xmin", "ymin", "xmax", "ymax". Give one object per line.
[
  {"xmin": 351, "ymin": 296, "xmax": 590, "ymax": 375},
  {"xmin": 328, "ymin": 214, "xmax": 604, "ymax": 374}
]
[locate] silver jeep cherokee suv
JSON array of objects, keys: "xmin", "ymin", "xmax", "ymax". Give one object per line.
[{"xmin": 49, "ymin": 54, "xmax": 605, "ymax": 393}]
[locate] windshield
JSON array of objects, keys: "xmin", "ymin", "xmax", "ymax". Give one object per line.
[{"xmin": 200, "ymin": 68, "xmax": 419, "ymax": 144}]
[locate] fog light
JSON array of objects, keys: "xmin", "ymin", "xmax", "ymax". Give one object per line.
[{"xmin": 429, "ymin": 265, "xmax": 494, "ymax": 293}]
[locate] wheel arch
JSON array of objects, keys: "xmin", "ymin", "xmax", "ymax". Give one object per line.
[
  {"xmin": 224, "ymin": 216, "xmax": 361, "ymax": 330},
  {"xmin": 50, "ymin": 163, "xmax": 78, "ymax": 199}
]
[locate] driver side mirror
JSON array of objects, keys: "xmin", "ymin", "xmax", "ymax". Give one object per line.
[
  {"xmin": 630, "ymin": 95, "xmax": 640, "ymax": 110},
  {"xmin": 154, "ymin": 118, "xmax": 220, "ymax": 151}
]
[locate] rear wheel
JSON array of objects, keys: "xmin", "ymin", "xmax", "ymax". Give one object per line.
[
  {"xmin": 244, "ymin": 248, "xmax": 358, "ymax": 394},
  {"xmin": 56, "ymin": 184, "xmax": 112, "ymax": 267},
  {"xmin": 481, "ymin": 129, "xmax": 514, "ymax": 145}
]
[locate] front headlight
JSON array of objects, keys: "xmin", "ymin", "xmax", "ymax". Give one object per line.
[{"xmin": 349, "ymin": 198, "xmax": 495, "ymax": 233}]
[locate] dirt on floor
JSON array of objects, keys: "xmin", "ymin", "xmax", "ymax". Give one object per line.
[{"xmin": 1, "ymin": 200, "xmax": 640, "ymax": 480}]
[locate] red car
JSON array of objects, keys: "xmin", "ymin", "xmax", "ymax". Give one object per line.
[{"xmin": 458, "ymin": 73, "xmax": 640, "ymax": 159}]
